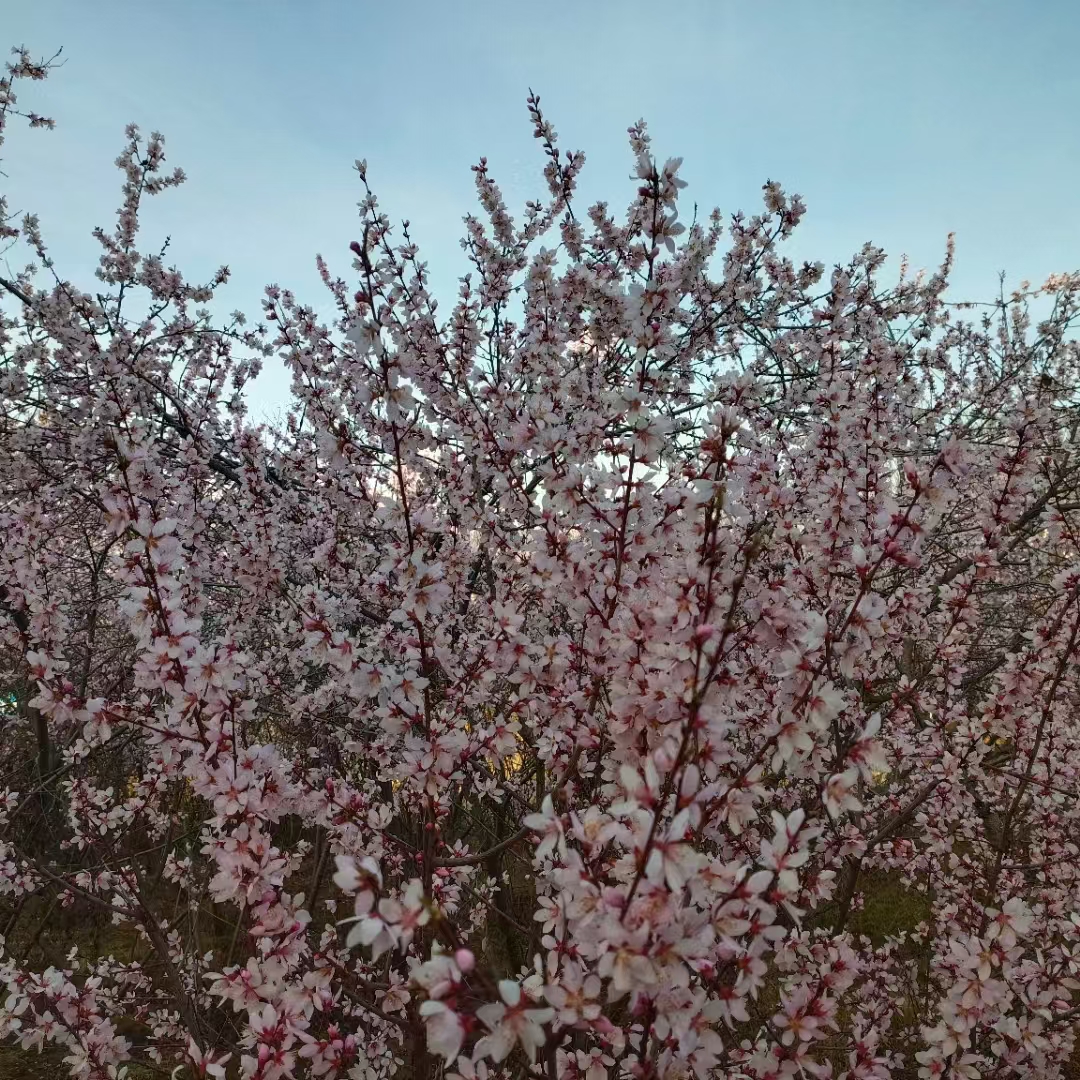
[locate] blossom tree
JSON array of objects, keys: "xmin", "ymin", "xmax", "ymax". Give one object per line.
[{"xmin": 3, "ymin": 44, "xmax": 1080, "ymax": 1080}]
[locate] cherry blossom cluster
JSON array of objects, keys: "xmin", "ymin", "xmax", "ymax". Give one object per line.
[{"xmin": 2, "ymin": 45, "xmax": 1080, "ymax": 1080}]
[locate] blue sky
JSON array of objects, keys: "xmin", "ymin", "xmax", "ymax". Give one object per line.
[{"xmin": 4, "ymin": 1, "xmax": 1079, "ymax": 418}]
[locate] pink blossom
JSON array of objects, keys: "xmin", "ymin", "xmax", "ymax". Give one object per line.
[{"xmin": 474, "ymin": 980, "xmax": 555, "ymax": 1063}]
